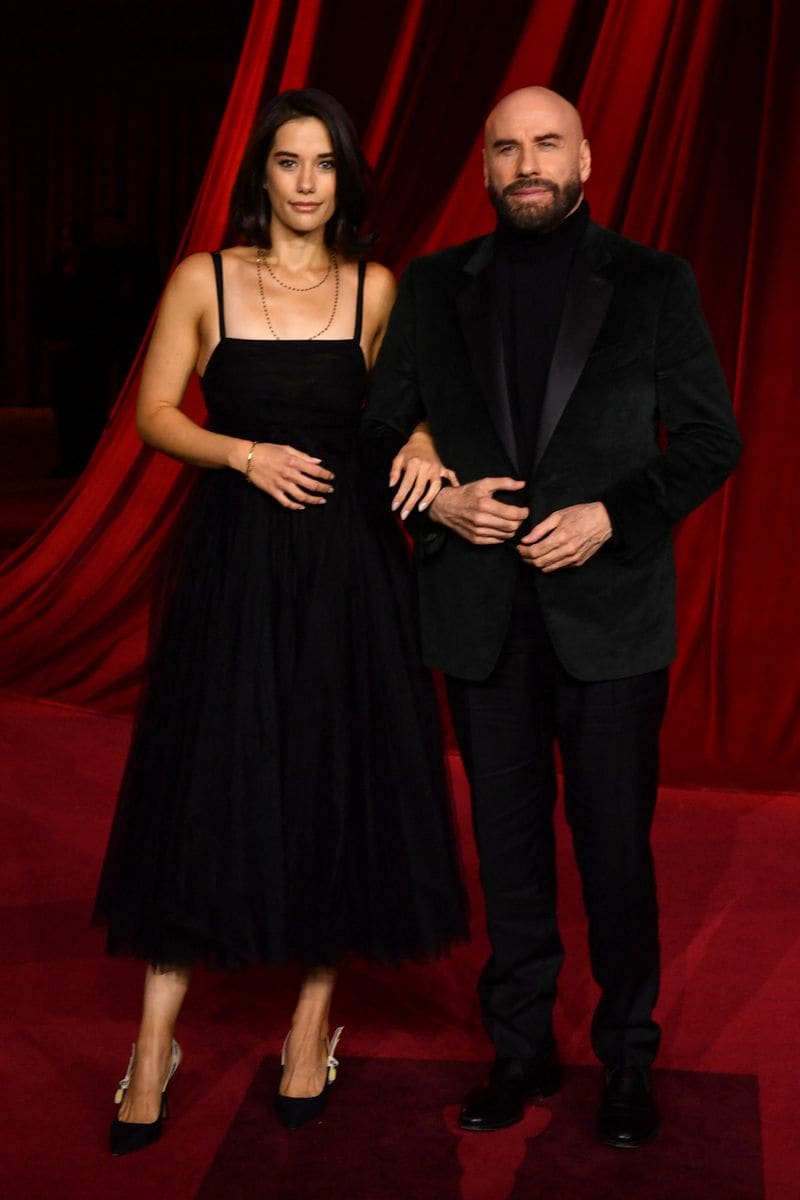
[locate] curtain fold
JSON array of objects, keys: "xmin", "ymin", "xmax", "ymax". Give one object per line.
[{"xmin": 1, "ymin": 0, "xmax": 796, "ymax": 789}]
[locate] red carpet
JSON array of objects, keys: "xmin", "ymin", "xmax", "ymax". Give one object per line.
[
  {"xmin": 199, "ymin": 1060, "xmax": 762, "ymax": 1200},
  {"xmin": 1, "ymin": 693, "xmax": 798, "ymax": 1199}
]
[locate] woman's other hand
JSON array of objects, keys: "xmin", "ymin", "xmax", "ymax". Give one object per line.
[{"xmin": 389, "ymin": 423, "xmax": 459, "ymax": 520}]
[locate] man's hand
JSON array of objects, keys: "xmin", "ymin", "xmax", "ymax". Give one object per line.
[
  {"xmin": 517, "ymin": 502, "xmax": 612, "ymax": 572},
  {"xmin": 429, "ymin": 477, "xmax": 528, "ymax": 544}
]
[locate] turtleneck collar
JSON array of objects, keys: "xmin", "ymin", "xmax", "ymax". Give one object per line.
[{"xmin": 494, "ymin": 197, "xmax": 589, "ymax": 258}]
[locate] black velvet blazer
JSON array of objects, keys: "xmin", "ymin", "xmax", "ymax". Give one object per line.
[{"xmin": 362, "ymin": 221, "xmax": 742, "ymax": 682}]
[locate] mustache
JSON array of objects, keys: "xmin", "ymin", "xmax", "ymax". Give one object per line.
[{"xmin": 504, "ymin": 177, "xmax": 557, "ymax": 196}]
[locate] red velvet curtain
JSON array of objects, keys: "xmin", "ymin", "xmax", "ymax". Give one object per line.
[{"xmin": 1, "ymin": 0, "xmax": 797, "ymax": 791}]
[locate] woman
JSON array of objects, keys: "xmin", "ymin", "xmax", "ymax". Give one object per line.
[{"xmin": 94, "ymin": 88, "xmax": 467, "ymax": 1156}]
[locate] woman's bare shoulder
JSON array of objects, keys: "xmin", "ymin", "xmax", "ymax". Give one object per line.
[
  {"xmin": 167, "ymin": 251, "xmax": 218, "ymax": 297},
  {"xmin": 364, "ymin": 260, "xmax": 396, "ymax": 290},
  {"xmin": 363, "ymin": 260, "xmax": 397, "ymax": 311}
]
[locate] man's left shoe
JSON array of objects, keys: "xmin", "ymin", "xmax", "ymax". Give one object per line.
[
  {"xmin": 459, "ymin": 1047, "xmax": 562, "ymax": 1132},
  {"xmin": 597, "ymin": 1065, "xmax": 659, "ymax": 1149}
]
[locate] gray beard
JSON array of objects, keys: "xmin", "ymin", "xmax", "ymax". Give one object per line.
[{"xmin": 489, "ymin": 174, "xmax": 583, "ymax": 234}]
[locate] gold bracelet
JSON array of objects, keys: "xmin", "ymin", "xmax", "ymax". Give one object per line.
[{"xmin": 245, "ymin": 441, "xmax": 258, "ymax": 483}]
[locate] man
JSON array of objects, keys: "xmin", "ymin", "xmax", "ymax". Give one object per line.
[{"xmin": 362, "ymin": 87, "xmax": 741, "ymax": 1148}]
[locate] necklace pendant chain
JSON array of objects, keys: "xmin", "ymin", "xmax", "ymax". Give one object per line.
[
  {"xmin": 256, "ymin": 248, "xmax": 339, "ymax": 341},
  {"xmin": 264, "ymin": 253, "xmax": 332, "ymax": 292}
]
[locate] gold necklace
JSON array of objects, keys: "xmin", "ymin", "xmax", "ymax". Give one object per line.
[
  {"xmin": 256, "ymin": 248, "xmax": 339, "ymax": 340},
  {"xmin": 262, "ymin": 251, "xmax": 332, "ymax": 292}
]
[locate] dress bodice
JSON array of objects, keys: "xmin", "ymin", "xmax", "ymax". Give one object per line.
[{"xmin": 200, "ymin": 252, "xmax": 367, "ymax": 455}]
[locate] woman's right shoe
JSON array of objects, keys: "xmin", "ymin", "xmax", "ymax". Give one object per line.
[
  {"xmin": 109, "ymin": 1039, "xmax": 181, "ymax": 1156},
  {"xmin": 275, "ymin": 1026, "xmax": 343, "ymax": 1130}
]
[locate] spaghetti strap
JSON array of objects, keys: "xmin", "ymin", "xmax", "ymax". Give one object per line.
[
  {"xmin": 210, "ymin": 251, "xmax": 226, "ymax": 341},
  {"xmin": 353, "ymin": 260, "xmax": 366, "ymax": 344}
]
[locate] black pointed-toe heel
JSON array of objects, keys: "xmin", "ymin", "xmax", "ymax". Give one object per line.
[
  {"xmin": 274, "ymin": 1026, "xmax": 343, "ymax": 1130},
  {"xmin": 109, "ymin": 1039, "xmax": 181, "ymax": 1156}
]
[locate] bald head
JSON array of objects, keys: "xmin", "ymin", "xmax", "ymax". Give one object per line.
[
  {"xmin": 485, "ymin": 86, "xmax": 584, "ymax": 146},
  {"xmin": 483, "ymin": 86, "xmax": 590, "ymax": 234}
]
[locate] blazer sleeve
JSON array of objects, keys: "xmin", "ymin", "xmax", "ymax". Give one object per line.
[
  {"xmin": 361, "ymin": 261, "xmax": 448, "ymax": 556},
  {"xmin": 599, "ymin": 257, "xmax": 742, "ymax": 557}
]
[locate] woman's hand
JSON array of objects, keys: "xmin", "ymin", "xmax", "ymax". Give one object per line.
[
  {"xmin": 389, "ymin": 424, "xmax": 459, "ymax": 520},
  {"xmin": 244, "ymin": 442, "xmax": 334, "ymax": 510}
]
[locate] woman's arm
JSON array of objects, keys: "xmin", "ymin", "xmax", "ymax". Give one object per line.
[
  {"xmin": 389, "ymin": 422, "xmax": 459, "ymax": 519},
  {"xmin": 362, "ymin": 262, "xmax": 458, "ymax": 519},
  {"xmin": 136, "ymin": 254, "xmax": 249, "ymax": 472},
  {"xmin": 137, "ymin": 254, "xmax": 333, "ymax": 510}
]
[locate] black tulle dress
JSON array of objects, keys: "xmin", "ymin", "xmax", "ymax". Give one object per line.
[{"xmin": 93, "ymin": 254, "xmax": 467, "ymax": 969}]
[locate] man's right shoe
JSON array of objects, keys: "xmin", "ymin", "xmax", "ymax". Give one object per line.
[
  {"xmin": 459, "ymin": 1046, "xmax": 561, "ymax": 1132},
  {"xmin": 597, "ymin": 1065, "xmax": 659, "ymax": 1149}
]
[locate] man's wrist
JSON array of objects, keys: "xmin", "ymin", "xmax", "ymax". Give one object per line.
[
  {"xmin": 593, "ymin": 500, "xmax": 613, "ymax": 539},
  {"xmin": 428, "ymin": 478, "xmax": 452, "ymax": 525}
]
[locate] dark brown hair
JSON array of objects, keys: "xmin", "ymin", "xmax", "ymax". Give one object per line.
[{"xmin": 230, "ymin": 88, "xmax": 373, "ymax": 258}]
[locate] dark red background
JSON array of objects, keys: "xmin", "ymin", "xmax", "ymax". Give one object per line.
[{"xmin": 1, "ymin": 0, "xmax": 798, "ymax": 791}]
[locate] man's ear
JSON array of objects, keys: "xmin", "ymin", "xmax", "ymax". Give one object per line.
[
  {"xmin": 579, "ymin": 139, "xmax": 592, "ymax": 184},
  {"xmin": 482, "ymin": 147, "xmax": 489, "ymax": 189}
]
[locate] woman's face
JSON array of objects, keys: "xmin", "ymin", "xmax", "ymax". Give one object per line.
[{"xmin": 264, "ymin": 117, "xmax": 337, "ymax": 237}]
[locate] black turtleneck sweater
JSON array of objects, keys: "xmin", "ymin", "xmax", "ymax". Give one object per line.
[{"xmin": 494, "ymin": 199, "xmax": 589, "ymax": 471}]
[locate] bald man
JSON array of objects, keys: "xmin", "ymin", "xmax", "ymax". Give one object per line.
[{"xmin": 363, "ymin": 87, "xmax": 740, "ymax": 1148}]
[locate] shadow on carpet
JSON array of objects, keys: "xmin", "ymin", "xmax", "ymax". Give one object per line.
[{"xmin": 197, "ymin": 1058, "xmax": 762, "ymax": 1200}]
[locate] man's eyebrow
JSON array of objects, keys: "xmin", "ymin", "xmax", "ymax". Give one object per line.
[{"xmin": 491, "ymin": 133, "xmax": 565, "ymax": 150}]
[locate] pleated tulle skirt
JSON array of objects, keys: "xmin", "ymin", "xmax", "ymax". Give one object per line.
[{"xmin": 94, "ymin": 459, "xmax": 467, "ymax": 968}]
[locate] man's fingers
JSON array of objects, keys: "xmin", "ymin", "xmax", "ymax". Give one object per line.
[
  {"xmin": 477, "ymin": 498, "xmax": 529, "ymax": 522},
  {"xmin": 475, "ymin": 515, "xmax": 524, "ymax": 535},
  {"xmin": 521, "ymin": 515, "xmax": 560, "ymax": 544},
  {"xmin": 482, "ymin": 477, "xmax": 527, "ymax": 493}
]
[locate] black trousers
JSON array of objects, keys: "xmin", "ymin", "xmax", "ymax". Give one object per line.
[{"xmin": 446, "ymin": 577, "xmax": 668, "ymax": 1068}]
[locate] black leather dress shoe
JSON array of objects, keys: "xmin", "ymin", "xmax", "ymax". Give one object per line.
[
  {"xmin": 597, "ymin": 1066, "xmax": 659, "ymax": 1148},
  {"xmin": 459, "ymin": 1047, "xmax": 561, "ymax": 1132}
]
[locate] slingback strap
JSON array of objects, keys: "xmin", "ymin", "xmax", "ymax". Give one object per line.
[
  {"xmin": 353, "ymin": 259, "xmax": 366, "ymax": 344},
  {"xmin": 210, "ymin": 250, "xmax": 226, "ymax": 341},
  {"xmin": 114, "ymin": 1039, "xmax": 181, "ymax": 1105},
  {"xmin": 279, "ymin": 1025, "xmax": 344, "ymax": 1082},
  {"xmin": 326, "ymin": 1025, "xmax": 344, "ymax": 1083}
]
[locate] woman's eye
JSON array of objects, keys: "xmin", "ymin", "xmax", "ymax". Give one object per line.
[
  {"xmin": 319, "ymin": 160, "xmax": 336, "ymax": 171},
  {"xmin": 277, "ymin": 158, "xmax": 296, "ymax": 169}
]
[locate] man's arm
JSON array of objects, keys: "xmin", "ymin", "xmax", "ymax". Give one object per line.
[
  {"xmin": 363, "ymin": 259, "xmax": 529, "ymax": 552},
  {"xmin": 599, "ymin": 256, "xmax": 742, "ymax": 557},
  {"xmin": 519, "ymin": 256, "xmax": 742, "ymax": 571}
]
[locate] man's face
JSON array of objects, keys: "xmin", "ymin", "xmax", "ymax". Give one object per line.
[{"xmin": 483, "ymin": 90, "xmax": 591, "ymax": 234}]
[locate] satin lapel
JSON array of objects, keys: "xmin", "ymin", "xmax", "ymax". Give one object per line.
[
  {"xmin": 456, "ymin": 236, "xmax": 519, "ymax": 474},
  {"xmin": 534, "ymin": 229, "xmax": 613, "ymax": 469}
]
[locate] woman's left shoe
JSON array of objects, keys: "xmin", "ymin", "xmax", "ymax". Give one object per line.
[
  {"xmin": 109, "ymin": 1039, "xmax": 181, "ymax": 1156},
  {"xmin": 275, "ymin": 1026, "xmax": 344, "ymax": 1130}
]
